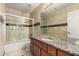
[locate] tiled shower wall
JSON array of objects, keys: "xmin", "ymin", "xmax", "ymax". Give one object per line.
[{"xmin": 6, "ymin": 26, "xmax": 29, "ymax": 44}]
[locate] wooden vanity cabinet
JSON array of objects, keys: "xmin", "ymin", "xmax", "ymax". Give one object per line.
[{"xmin": 30, "ymin": 37, "xmax": 74, "ymax": 56}]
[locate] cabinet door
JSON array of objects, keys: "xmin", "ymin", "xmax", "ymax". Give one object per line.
[
  {"xmin": 39, "ymin": 42, "xmax": 47, "ymax": 51},
  {"xmin": 41, "ymin": 50, "xmax": 49, "ymax": 56},
  {"xmin": 67, "ymin": 10, "xmax": 79, "ymax": 39},
  {"xmin": 33, "ymin": 45, "xmax": 40, "ymax": 56},
  {"xmin": 57, "ymin": 49, "xmax": 71, "ymax": 56},
  {"xmin": 48, "ymin": 45, "xmax": 56, "ymax": 56}
]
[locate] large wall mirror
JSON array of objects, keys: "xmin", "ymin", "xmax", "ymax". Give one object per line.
[{"xmin": 40, "ymin": 3, "xmax": 71, "ymax": 40}]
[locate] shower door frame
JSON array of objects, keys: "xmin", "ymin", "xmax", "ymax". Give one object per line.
[{"xmin": 5, "ymin": 13, "xmax": 32, "ymax": 42}]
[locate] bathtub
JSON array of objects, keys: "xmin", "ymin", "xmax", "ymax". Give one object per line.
[{"xmin": 4, "ymin": 40, "xmax": 30, "ymax": 54}]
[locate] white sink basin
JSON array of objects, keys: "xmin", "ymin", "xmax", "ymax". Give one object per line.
[{"xmin": 41, "ymin": 38, "xmax": 54, "ymax": 42}]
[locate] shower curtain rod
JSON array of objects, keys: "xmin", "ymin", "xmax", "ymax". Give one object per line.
[{"xmin": 5, "ymin": 13, "xmax": 33, "ymax": 21}]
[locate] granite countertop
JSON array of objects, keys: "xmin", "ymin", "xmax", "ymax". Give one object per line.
[{"xmin": 31, "ymin": 35, "xmax": 79, "ymax": 56}]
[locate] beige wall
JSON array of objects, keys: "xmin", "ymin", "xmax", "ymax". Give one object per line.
[
  {"xmin": 30, "ymin": 4, "xmax": 46, "ymax": 36},
  {"xmin": 0, "ymin": 4, "xmax": 5, "ymax": 13},
  {"xmin": 30, "ymin": 4, "xmax": 45, "ymax": 23},
  {"xmin": 0, "ymin": 21, "xmax": 3, "ymax": 45},
  {"xmin": 44, "ymin": 4, "xmax": 79, "ymax": 40},
  {"xmin": 0, "ymin": 3, "xmax": 5, "ymax": 56},
  {"xmin": 0, "ymin": 21, "xmax": 4, "ymax": 56},
  {"xmin": 0, "ymin": 4, "xmax": 5, "ymax": 44}
]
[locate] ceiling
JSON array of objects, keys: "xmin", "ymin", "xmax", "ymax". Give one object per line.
[
  {"xmin": 6, "ymin": 3, "xmax": 40, "ymax": 13},
  {"xmin": 42, "ymin": 3, "xmax": 72, "ymax": 16}
]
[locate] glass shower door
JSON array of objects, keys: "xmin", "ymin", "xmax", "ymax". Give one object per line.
[{"xmin": 6, "ymin": 15, "xmax": 29, "ymax": 44}]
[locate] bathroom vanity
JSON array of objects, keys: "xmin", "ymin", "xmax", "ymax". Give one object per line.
[{"xmin": 30, "ymin": 36, "xmax": 78, "ymax": 56}]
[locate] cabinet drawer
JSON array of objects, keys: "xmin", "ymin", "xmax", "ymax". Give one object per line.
[
  {"xmin": 57, "ymin": 49, "xmax": 71, "ymax": 56},
  {"xmin": 48, "ymin": 45, "xmax": 56, "ymax": 56}
]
